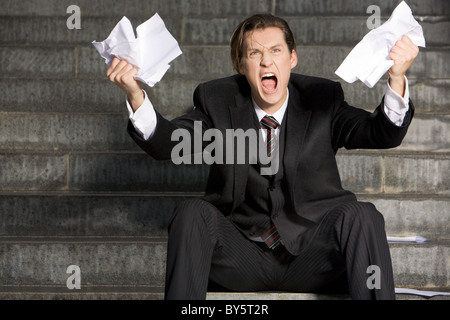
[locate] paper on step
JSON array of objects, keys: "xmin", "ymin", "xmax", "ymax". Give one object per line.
[
  {"xmin": 335, "ymin": 1, "xmax": 425, "ymax": 88},
  {"xmin": 387, "ymin": 235, "xmax": 428, "ymax": 243},
  {"xmin": 92, "ymin": 13, "xmax": 182, "ymax": 87},
  {"xmin": 395, "ymin": 288, "xmax": 450, "ymax": 297}
]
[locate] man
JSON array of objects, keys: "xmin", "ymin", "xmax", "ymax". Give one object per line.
[{"xmin": 107, "ymin": 14, "xmax": 419, "ymax": 299}]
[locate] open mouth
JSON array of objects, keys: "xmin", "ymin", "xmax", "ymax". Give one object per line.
[{"xmin": 261, "ymin": 73, "xmax": 278, "ymax": 93}]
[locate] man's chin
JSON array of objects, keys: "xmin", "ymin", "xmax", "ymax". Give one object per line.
[{"xmin": 258, "ymin": 92, "xmax": 283, "ymax": 109}]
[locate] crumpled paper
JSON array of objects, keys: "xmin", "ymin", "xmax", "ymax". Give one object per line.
[
  {"xmin": 335, "ymin": 1, "xmax": 425, "ymax": 88},
  {"xmin": 92, "ymin": 13, "xmax": 182, "ymax": 87}
]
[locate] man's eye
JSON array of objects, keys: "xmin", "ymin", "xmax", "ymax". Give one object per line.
[
  {"xmin": 272, "ymin": 48, "xmax": 281, "ymax": 53},
  {"xmin": 250, "ymin": 51, "xmax": 260, "ymax": 56}
]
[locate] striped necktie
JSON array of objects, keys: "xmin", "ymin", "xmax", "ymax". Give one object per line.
[
  {"xmin": 260, "ymin": 115, "xmax": 282, "ymax": 250},
  {"xmin": 261, "ymin": 115, "xmax": 280, "ymax": 158}
]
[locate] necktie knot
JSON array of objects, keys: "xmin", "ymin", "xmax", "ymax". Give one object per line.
[
  {"xmin": 261, "ymin": 115, "xmax": 280, "ymax": 131},
  {"xmin": 260, "ymin": 115, "xmax": 280, "ymax": 160}
]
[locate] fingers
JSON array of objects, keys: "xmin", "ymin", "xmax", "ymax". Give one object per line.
[
  {"xmin": 390, "ymin": 35, "xmax": 419, "ymax": 62},
  {"xmin": 105, "ymin": 57, "xmax": 142, "ymax": 95},
  {"xmin": 388, "ymin": 35, "xmax": 419, "ymax": 78},
  {"xmin": 106, "ymin": 58, "xmax": 138, "ymax": 83},
  {"xmin": 106, "ymin": 57, "xmax": 120, "ymax": 78}
]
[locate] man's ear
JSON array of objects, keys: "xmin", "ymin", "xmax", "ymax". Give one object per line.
[{"xmin": 290, "ymin": 49, "xmax": 298, "ymax": 69}]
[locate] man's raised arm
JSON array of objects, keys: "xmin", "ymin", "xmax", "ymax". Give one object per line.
[{"xmin": 106, "ymin": 57, "xmax": 145, "ymax": 112}]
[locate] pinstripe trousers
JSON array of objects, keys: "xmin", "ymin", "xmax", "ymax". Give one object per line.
[{"xmin": 164, "ymin": 198, "xmax": 395, "ymax": 300}]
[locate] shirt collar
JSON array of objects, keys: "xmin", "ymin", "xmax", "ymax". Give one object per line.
[{"xmin": 252, "ymin": 88, "xmax": 289, "ymax": 125}]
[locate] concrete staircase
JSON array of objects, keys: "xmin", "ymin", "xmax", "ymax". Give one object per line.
[{"xmin": 0, "ymin": 0, "xmax": 448, "ymax": 300}]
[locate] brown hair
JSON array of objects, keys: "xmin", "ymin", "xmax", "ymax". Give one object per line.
[{"xmin": 230, "ymin": 14, "xmax": 297, "ymax": 72}]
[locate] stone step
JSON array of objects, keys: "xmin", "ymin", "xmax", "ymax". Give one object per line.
[
  {"xmin": 295, "ymin": 47, "xmax": 450, "ymax": 81},
  {"xmin": 0, "ymin": 113, "xmax": 448, "ymax": 152},
  {"xmin": 0, "ymin": 192, "xmax": 450, "ymax": 239},
  {"xmin": 0, "ymin": 288, "xmax": 448, "ymax": 300},
  {"xmin": 284, "ymin": 16, "xmax": 449, "ymax": 47},
  {"xmin": 340, "ymin": 79, "xmax": 450, "ymax": 115},
  {"xmin": 0, "ymin": 15, "xmax": 448, "ymax": 47},
  {"xmin": 0, "ymin": 152, "xmax": 208, "ymax": 192},
  {"xmin": 0, "ymin": 238, "xmax": 167, "ymax": 288},
  {"xmin": 2, "ymin": 0, "xmax": 448, "ymax": 18},
  {"xmin": 0, "ymin": 78, "xmax": 448, "ymax": 116},
  {"xmin": 1, "ymin": 45, "xmax": 448, "ymax": 83},
  {"xmin": 0, "ymin": 0, "xmax": 272, "ymax": 18},
  {"xmin": 275, "ymin": 0, "xmax": 450, "ymax": 17},
  {"xmin": 0, "ymin": 287, "xmax": 448, "ymax": 300},
  {"xmin": 207, "ymin": 291, "xmax": 450, "ymax": 300},
  {"xmin": 0, "ymin": 239, "xmax": 448, "ymax": 290},
  {"xmin": 0, "ymin": 151, "xmax": 448, "ymax": 194},
  {"xmin": 0, "ymin": 194, "xmax": 448, "ymax": 239},
  {"xmin": 337, "ymin": 152, "xmax": 450, "ymax": 195}
]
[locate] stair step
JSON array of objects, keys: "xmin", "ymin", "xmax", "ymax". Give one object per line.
[
  {"xmin": 0, "ymin": 0, "xmax": 272, "ymax": 18},
  {"xmin": 0, "ymin": 151, "xmax": 448, "ymax": 193},
  {"xmin": 11, "ymin": 44, "xmax": 450, "ymax": 82},
  {"xmin": 0, "ymin": 239, "xmax": 448, "ymax": 289},
  {"xmin": 207, "ymin": 291, "xmax": 450, "ymax": 300},
  {"xmin": 0, "ymin": 238, "xmax": 168, "ymax": 288},
  {"xmin": 0, "ymin": 15, "xmax": 448, "ymax": 46},
  {"xmin": 0, "ymin": 113, "xmax": 448, "ymax": 152},
  {"xmin": 0, "ymin": 194, "xmax": 448, "ymax": 239},
  {"xmin": 0, "ymin": 286, "xmax": 163, "ymax": 300},
  {"xmin": 2, "ymin": 0, "xmax": 448, "ymax": 18},
  {"xmin": 389, "ymin": 241, "xmax": 450, "ymax": 288},
  {"xmin": 275, "ymin": 0, "xmax": 450, "ymax": 16},
  {"xmin": 1, "ymin": 288, "xmax": 448, "ymax": 300},
  {"xmin": 1, "ymin": 78, "xmax": 448, "ymax": 116}
]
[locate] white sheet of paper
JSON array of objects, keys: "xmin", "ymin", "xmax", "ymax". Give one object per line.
[
  {"xmin": 335, "ymin": 1, "xmax": 425, "ymax": 88},
  {"xmin": 395, "ymin": 288, "xmax": 450, "ymax": 297},
  {"xmin": 387, "ymin": 235, "xmax": 428, "ymax": 243},
  {"xmin": 92, "ymin": 13, "xmax": 182, "ymax": 87}
]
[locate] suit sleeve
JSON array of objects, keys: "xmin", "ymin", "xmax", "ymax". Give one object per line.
[
  {"xmin": 331, "ymin": 82, "xmax": 414, "ymax": 152},
  {"xmin": 127, "ymin": 84, "xmax": 213, "ymax": 160}
]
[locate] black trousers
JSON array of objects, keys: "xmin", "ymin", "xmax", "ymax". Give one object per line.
[{"xmin": 164, "ymin": 198, "xmax": 395, "ymax": 300}]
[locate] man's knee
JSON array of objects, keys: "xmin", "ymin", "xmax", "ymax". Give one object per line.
[
  {"xmin": 333, "ymin": 201, "xmax": 385, "ymax": 231},
  {"xmin": 356, "ymin": 202, "xmax": 385, "ymax": 227},
  {"xmin": 168, "ymin": 198, "xmax": 218, "ymax": 232}
]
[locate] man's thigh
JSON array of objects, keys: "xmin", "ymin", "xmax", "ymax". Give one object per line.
[
  {"xmin": 278, "ymin": 201, "xmax": 388, "ymax": 294},
  {"xmin": 209, "ymin": 212, "xmax": 280, "ymax": 292}
]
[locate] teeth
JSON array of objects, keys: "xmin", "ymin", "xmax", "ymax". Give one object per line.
[{"xmin": 262, "ymin": 73, "xmax": 275, "ymax": 78}]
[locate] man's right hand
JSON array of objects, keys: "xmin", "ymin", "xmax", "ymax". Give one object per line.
[{"xmin": 106, "ymin": 57, "xmax": 144, "ymax": 112}]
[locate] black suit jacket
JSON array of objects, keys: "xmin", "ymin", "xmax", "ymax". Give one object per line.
[{"xmin": 128, "ymin": 73, "xmax": 414, "ymax": 225}]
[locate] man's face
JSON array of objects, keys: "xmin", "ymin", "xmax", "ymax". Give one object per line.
[{"xmin": 239, "ymin": 27, "xmax": 297, "ymax": 113}]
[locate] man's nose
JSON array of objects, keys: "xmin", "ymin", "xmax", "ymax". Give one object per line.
[{"xmin": 260, "ymin": 52, "xmax": 274, "ymax": 67}]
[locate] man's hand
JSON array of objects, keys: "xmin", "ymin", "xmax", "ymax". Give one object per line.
[
  {"xmin": 388, "ymin": 35, "xmax": 419, "ymax": 97},
  {"xmin": 106, "ymin": 57, "xmax": 144, "ymax": 112}
]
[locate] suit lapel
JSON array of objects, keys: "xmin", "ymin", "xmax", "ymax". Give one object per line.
[
  {"xmin": 284, "ymin": 83, "xmax": 311, "ymax": 196},
  {"xmin": 229, "ymin": 83, "xmax": 254, "ymax": 211}
]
